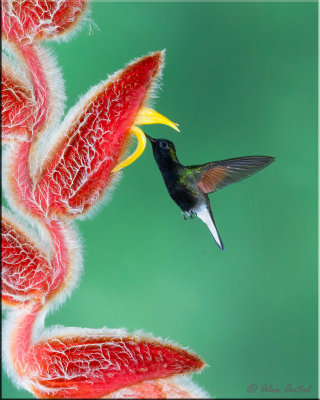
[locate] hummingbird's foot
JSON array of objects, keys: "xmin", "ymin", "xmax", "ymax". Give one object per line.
[
  {"xmin": 182, "ymin": 211, "xmax": 187, "ymax": 220},
  {"xmin": 186, "ymin": 210, "xmax": 197, "ymax": 219}
]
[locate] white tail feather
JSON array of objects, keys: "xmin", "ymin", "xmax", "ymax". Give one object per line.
[{"xmin": 196, "ymin": 204, "xmax": 224, "ymax": 250}]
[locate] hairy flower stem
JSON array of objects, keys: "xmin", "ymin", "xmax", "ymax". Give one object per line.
[{"xmin": 18, "ymin": 43, "xmax": 51, "ymax": 133}]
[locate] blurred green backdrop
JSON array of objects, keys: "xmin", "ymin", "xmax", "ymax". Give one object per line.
[{"xmin": 2, "ymin": 2, "xmax": 317, "ymax": 399}]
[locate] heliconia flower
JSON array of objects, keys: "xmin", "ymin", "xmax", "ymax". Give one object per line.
[
  {"xmin": 33, "ymin": 51, "xmax": 179, "ymax": 218},
  {"xmin": 2, "ymin": 0, "xmax": 210, "ymax": 396},
  {"xmin": 2, "ymin": 0, "xmax": 88, "ymax": 44},
  {"xmin": 5, "ymin": 306, "xmax": 205, "ymax": 399},
  {"xmin": 2, "ymin": 208, "xmax": 81, "ymax": 308}
]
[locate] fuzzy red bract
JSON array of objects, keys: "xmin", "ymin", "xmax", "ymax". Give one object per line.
[
  {"xmin": 2, "ymin": 215, "xmax": 52, "ymax": 306},
  {"xmin": 1, "ymin": 213, "xmax": 75, "ymax": 307},
  {"xmin": 2, "ymin": 63, "xmax": 37, "ymax": 141},
  {"xmin": 18, "ymin": 43, "xmax": 53, "ymax": 133},
  {"xmin": 25, "ymin": 335, "xmax": 204, "ymax": 398},
  {"xmin": 2, "ymin": 0, "xmax": 87, "ymax": 43},
  {"xmin": 35, "ymin": 53, "xmax": 163, "ymax": 217}
]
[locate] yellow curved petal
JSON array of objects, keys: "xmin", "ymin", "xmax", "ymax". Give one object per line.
[
  {"xmin": 134, "ymin": 107, "xmax": 180, "ymax": 132},
  {"xmin": 111, "ymin": 126, "xmax": 147, "ymax": 173}
]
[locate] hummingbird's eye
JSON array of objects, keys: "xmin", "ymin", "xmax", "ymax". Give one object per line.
[{"xmin": 160, "ymin": 141, "xmax": 168, "ymax": 148}]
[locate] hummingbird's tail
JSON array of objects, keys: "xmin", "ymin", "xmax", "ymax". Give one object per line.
[{"xmin": 196, "ymin": 204, "xmax": 225, "ymax": 251}]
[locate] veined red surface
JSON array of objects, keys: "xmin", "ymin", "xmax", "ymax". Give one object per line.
[
  {"xmin": 2, "ymin": 61, "xmax": 37, "ymax": 141},
  {"xmin": 2, "ymin": 213, "xmax": 53, "ymax": 306},
  {"xmin": 2, "ymin": 211, "xmax": 75, "ymax": 306},
  {"xmin": 5, "ymin": 42, "xmax": 63, "ymax": 217},
  {"xmin": 25, "ymin": 333, "xmax": 204, "ymax": 398},
  {"xmin": 18, "ymin": 43, "xmax": 52, "ymax": 133},
  {"xmin": 2, "ymin": 0, "xmax": 87, "ymax": 43},
  {"xmin": 35, "ymin": 52, "xmax": 163, "ymax": 217},
  {"xmin": 41, "ymin": 218, "xmax": 78, "ymax": 304},
  {"xmin": 5, "ymin": 141, "xmax": 43, "ymax": 217}
]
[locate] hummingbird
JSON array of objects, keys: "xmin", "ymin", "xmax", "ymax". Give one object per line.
[{"xmin": 145, "ymin": 134, "xmax": 274, "ymax": 250}]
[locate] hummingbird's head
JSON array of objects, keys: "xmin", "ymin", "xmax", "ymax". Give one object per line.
[{"xmin": 145, "ymin": 135, "xmax": 178, "ymax": 164}]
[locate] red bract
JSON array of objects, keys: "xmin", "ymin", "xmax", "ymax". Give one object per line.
[
  {"xmin": 23, "ymin": 333, "xmax": 204, "ymax": 398},
  {"xmin": 18, "ymin": 43, "xmax": 55, "ymax": 134},
  {"xmin": 2, "ymin": 61, "xmax": 37, "ymax": 141},
  {"xmin": 2, "ymin": 39, "xmax": 65, "ymax": 143},
  {"xmin": 2, "ymin": 210, "xmax": 52, "ymax": 305},
  {"xmin": 35, "ymin": 52, "xmax": 163, "ymax": 217},
  {"xmin": 6, "ymin": 305, "xmax": 206, "ymax": 398},
  {"xmin": 2, "ymin": 210, "xmax": 79, "ymax": 307},
  {"xmin": 2, "ymin": 0, "xmax": 88, "ymax": 43}
]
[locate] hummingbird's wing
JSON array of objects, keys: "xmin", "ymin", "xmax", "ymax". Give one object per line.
[{"xmin": 191, "ymin": 156, "xmax": 275, "ymax": 194}]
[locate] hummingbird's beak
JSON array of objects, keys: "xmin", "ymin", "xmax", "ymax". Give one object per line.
[
  {"xmin": 111, "ymin": 107, "xmax": 179, "ymax": 173},
  {"xmin": 145, "ymin": 134, "xmax": 156, "ymax": 143}
]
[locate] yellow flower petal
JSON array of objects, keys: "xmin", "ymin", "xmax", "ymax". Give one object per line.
[
  {"xmin": 111, "ymin": 126, "xmax": 147, "ymax": 172},
  {"xmin": 134, "ymin": 107, "xmax": 180, "ymax": 132}
]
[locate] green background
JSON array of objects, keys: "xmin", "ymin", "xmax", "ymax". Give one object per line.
[{"xmin": 2, "ymin": 2, "xmax": 317, "ymax": 398}]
